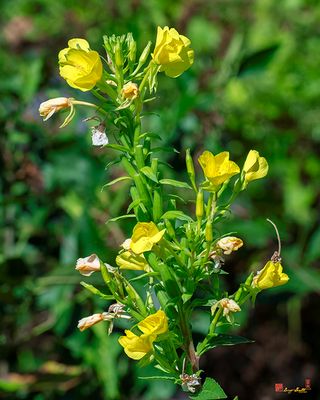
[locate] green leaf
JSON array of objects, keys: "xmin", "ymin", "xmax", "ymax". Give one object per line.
[
  {"xmin": 160, "ymin": 179, "xmax": 192, "ymax": 189},
  {"xmin": 105, "ymin": 143, "xmax": 130, "ymax": 153},
  {"xmin": 138, "ymin": 375, "xmax": 176, "ymax": 381},
  {"xmin": 190, "ymin": 378, "xmax": 227, "ymax": 400},
  {"xmin": 197, "ymin": 334, "xmax": 254, "ymax": 356},
  {"xmin": 238, "ymin": 44, "xmax": 279, "ymax": 77},
  {"xmin": 106, "ymin": 214, "xmax": 136, "ymax": 224},
  {"xmin": 103, "ymin": 176, "xmax": 132, "ymax": 188},
  {"xmin": 80, "ymin": 282, "xmax": 114, "ymax": 300},
  {"xmin": 140, "ymin": 166, "xmax": 158, "ymax": 183},
  {"xmin": 161, "ymin": 210, "xmax": 194, "ymax": 222}
]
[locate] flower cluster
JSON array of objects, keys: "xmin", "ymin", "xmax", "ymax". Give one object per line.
[{"xmin": 40, "ymin": 27, "xmax": 289, "ymax": 397}]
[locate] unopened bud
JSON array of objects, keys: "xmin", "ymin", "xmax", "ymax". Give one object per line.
[
  {"xmin": 196, "ymin": 189, "xmax": 204, "ymax": 218},
  {"xmin": 205, "ymin": 220, "xmax": 213, "ymax": 242},
  {"xmin": 138, "ymin": 41, "xmax": 152, "ymax": 66},
  {"xmin": 186, "ymin": 149, "xmax": 197, "ymax": 191},
  {"xmin": 75, "ymin": 254, "xmax": 101, "ymax": 276}
]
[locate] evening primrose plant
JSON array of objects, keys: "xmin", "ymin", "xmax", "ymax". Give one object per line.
[{"xmin": 39, "ymin": 27, "xmax": 289, "ymax": 398}]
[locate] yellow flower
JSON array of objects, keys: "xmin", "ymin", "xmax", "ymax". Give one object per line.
[
  {"xmin": 138, "ymin": 310, "xmax": 168, "ymax": 336},
  {"xmin": 198, "ymin": 151, "xmax": 240, "ymax": 190},
  {"xmin": 58, "ymin": 38, "xmax": 103, "ymax": 91},
  {"xmin": 242, "ymin": 150, "xmax": 268, "ymax": 186},
  {"xmin": 130, "ymin": 222, "xmax": 165, "ymax": 254},
  {"xmin": 118, "ymin": 330, "xmax": 156, "ymax": 360},
  {"xmin": 216, "ymin": 236, "xmax": 243, "ymax": 255},
  {"xmin": 253, "ymin": 261, "xmax": 289, "ymax": 290},
  {"xmin": 152, "ymin": 26, "xmax": 194, "ymax": 78},
  {"xmin": 116, "ymin": 251, "xmax": 149, "ymax": 271}
]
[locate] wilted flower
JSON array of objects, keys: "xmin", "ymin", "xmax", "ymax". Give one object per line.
[
  {"xmin": 152, "ymin": 26, "xmax": 194, "ymax": 78},
  {"xmin": 39, "ymin": 97, "xmax": 72, "ymax": 121},
  {"xmin": 39, "ymin": 96, "xmax": 97, "ymax": 128},
  {"xmin": 118, "ymin": 330, "xmax": 156, "ymax": 360},
  {"xmin": 242, "ymin": 150, "xmax": 268, "ymax": 188},
  {"xmin": 75, "ymin": 254, "xmax": 101, "ymax": 276},
  {"xmin": 77, "ymin": 312, "xmax": 108, "ymax": 331},
  {"xmin": 91, "ymin": 123, "xmax": 108, "ymax": 146},
  {"xmin": 116, "ymin": 251, "xmax": 149, "ymax": 271},
  {"xmin": 138, "ymin": 310, "xmax": 168, "ymax": 336},
  {"xmin": 122, "ymin": 82, "xmax": 139, "ymax": 99},
  {"xmin": 253, "ymin": 260, "xmax": 289, "ymax": 290},
  {"xmin": 211, "ymin": 298, "xmax": 241, "ymax": 323},
  {"xmin": 130, "ymin": 222, "xmax": 165, "ymax": 254},
  {"xmin": 180, "ymin": 373, "xmax": 201, "ymax": 393},
  {"xmin": 58, "ymin": 38, "xmax": 103, "ymax": 91},
  {"xmin": 198, "ymin": 151, "xmax": 240, "ymax": 190},
  {"xmin": 216, "ymin": 236, "xmax": 243, "ymax": 255}
]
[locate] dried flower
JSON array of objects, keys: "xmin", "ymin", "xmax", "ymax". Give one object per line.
[
  {"xmin": 216, "ymin": 236, "xmax": 243, "ymax": 255},
  {"xmin": 122, "ymin": 82, "xmax": 139, "ymax": 99},
  {"xmin": 211, "ymin": 298, "xmax": 241, "ymax": 323},
  {"xmin": 77, "ymin": 312, "xmax": 108, "ymax": 331},
  {"xmin": 75, "ymin": 254, "xmax": 101, "ymax": 276}
]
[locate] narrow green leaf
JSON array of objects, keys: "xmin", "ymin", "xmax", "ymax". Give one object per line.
[
  {"xmin": 105, "ymin": 143, "xmax": 130, "ymax": 153},
  {"xmin": 140, "ymin": 166, "xmax": 158, "ymax": 183},
  {"xmin": 138, "ymin": 375, "xmax": 176, "ymax": 381},
  {"xmin": 190, "ymin": 378, "xmax": 227, "ymax": 400},
  {"xmin": 106, "ymin": 214, "xmax": 136, "ymax": 224},
  {"xmin": 161, "ymin": 210, "xmax": 194, "ymax": 222},
  {"xmin": 197, "ymin": 334, "xmax": 254, "ymax": 356},
  {"xmin": 80, "ymin": 282, "xmax": 114, "ymax": 300},
  {"xmin": 159, "ymin": 179, "xmax": 192, "ymax": 189},
  {"xmin": 103, "ymin": 176, "xmax": 132, "ymax": 188}
]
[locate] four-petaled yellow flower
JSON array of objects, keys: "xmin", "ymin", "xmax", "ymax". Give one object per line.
[
  {"xmin": 152, "ymin": 26, "xmax": 194, "ymax": 78},
  {"xmin": 118, "ymin": 330, "xmax": 156, "ymax": 360},
  {"xmin": 198, "ymin": 151, "xmax": 240, "ymax": 190},
  {"xmin": 138, "ymin": 310, "xmax": 168, "ymax": 336},
  {"xmin": 130, "ymin": 222, "xmax": 165, "ymax": 254},
  {"xmin": 59, "ymin": 38, "xmax": 103, "ymax": 91},
  {"xmin": 242, "ymin": 150, "xmax": 268, "ymax": 187},
  {"xmin": 116, "ymin": 251, "xmax": 149, "ymax": 271},
  {"xmin": 253, "ymin": 260, "xmax": 289, "ymax": 290}
]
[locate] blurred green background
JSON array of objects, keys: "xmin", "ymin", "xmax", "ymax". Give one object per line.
[{"xmin": 1, "ymin": 0, "xmax": 320, "ymax": 399}]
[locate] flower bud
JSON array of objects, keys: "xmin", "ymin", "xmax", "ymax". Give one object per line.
[
  {"xmin": 205, "ymin": 220, "xmax": 213, "ymax": 242},
  {"xmin": 122, "ymin": 82, "xmax": 139, "ymax": 100},
  {"xmin": 196, "ymin": 189, "xmax": 204, "ymax": 218},
  {"xmin": 138, "ymin": 41, "xmax": 152, "ymax": 66},
  {"xmin": 216, "ymin": 236, "xmax": 243, "ymax": 255},
  {"xmin": 186, "ymin": 149, "xmax": 197, "ymax": 191},
  {"xmin": 75, "ymin": 254, "xmax": 101, "ymax": 276}
]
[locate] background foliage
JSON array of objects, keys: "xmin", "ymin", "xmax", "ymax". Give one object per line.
[{"xmin": 1, "ymin": 0, "xmax": 319, "ymax": 399}]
